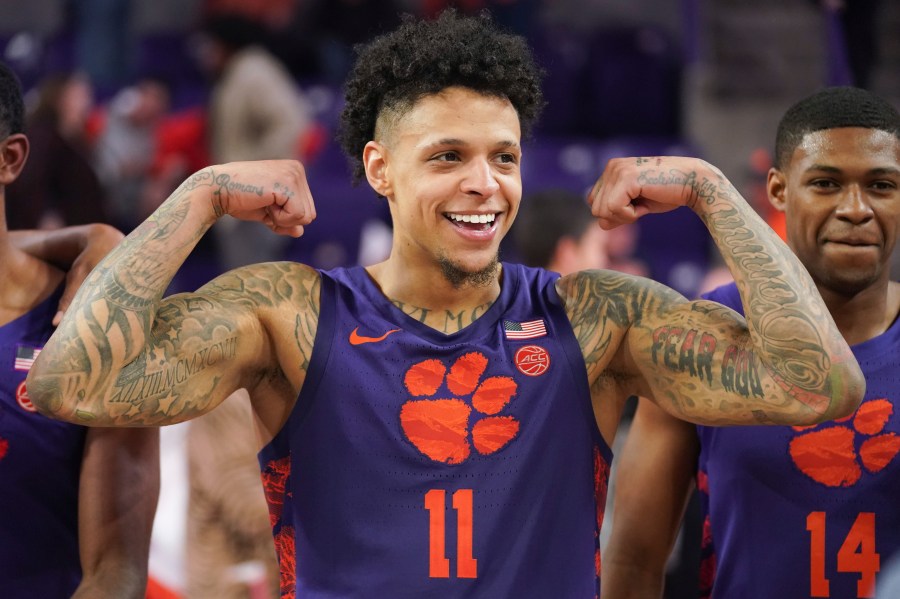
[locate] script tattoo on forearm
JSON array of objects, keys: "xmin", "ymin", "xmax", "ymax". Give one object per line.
[{"xmin": 640, "ymin": 166, "xmax": 833, "ymax": 413}]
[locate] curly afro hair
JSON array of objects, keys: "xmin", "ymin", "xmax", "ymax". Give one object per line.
[
  {"xmin": 0, "ymin": 61, "xmax": 24, "ymax": 138},
  {"xmin": 338, "ymin": 10, "xmax": 545, "ymax": 183}
]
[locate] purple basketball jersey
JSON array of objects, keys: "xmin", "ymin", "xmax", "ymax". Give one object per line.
[
  {"xmin": 0, "ymin": 287, "xmax": 87, "ymax": 596},
  {"xmin": 697, "ymin": 282, "xmax": 900, "ymax": 598},
  {"xmin": 258, "ymin": 263, "xmax": 611, "ymax": 597}
]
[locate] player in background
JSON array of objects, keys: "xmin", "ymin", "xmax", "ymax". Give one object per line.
[
  {"xmin": 0, "ymin": 60, "xmax": 159, "ymax": 597},
  {"xmin": 602, "ymin": 86, "xmax": 900, "ymax": 599}
]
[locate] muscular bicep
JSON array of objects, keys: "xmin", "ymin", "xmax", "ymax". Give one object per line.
[
  {"xmin": 624, "ymin": 293, "xmax": 822, "ymax": 425},
  {"xmin": 110, "ymin": 290, "xmax": 270, "ymax": 424}
]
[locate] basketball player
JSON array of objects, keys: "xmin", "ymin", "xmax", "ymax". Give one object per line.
[
  {"xmin": 602, "ymin": 86, "xmax": 900, "ymax": 599},
  {"xmin": 28, "ymin": 12, "xmax": 864, "ymax": 597},
  {"xmin": 0, "ymin": 61, "xmax": 159, "ymax": 596}
]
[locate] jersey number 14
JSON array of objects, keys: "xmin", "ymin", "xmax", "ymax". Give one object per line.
[{"xmin": 807, "ymin": 511, "xmax": 880, "ymax": 598}]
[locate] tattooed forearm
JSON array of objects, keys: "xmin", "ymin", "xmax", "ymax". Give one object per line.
[{"xmin": 623, "ymin": 162, "xmax": 863, "ymax": 422}]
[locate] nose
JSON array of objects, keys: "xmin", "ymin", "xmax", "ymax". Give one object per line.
[
  {"xmin": 835, "ymin": 185, "xmax": 874, "ymax": 224},
  {"xmin": 460, "ymin": 158, "xmax": 500, "ymax": 198}
]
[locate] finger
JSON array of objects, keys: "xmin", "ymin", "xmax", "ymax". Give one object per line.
[
  {"xmin": 271, "ymin": 224, "xmax": 305, "ymax": 238},
  {"xmin": 587, "ymin": 176, "xmax": 603, "ymax": 207},
  {"xmin": 54, "ymin": 272, "xmax": 79, "ymax": 326}
]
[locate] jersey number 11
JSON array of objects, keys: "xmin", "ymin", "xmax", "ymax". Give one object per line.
[{"xmin": 425, "ymin": 489, "xmax": 478, "ymax": 578}]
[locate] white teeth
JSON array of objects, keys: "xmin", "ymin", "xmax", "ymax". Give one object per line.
[{"xmin": 448, "ymin": 213, "xmax": 496, "ymax": 224}]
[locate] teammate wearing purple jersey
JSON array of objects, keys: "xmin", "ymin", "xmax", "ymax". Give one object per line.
[
  {"xmin": 0, "ymin": 61, "xmax": 159, "ymax": 597},
  {"xmin": 602, "ymin": 86, "xmax": 900, "ymax": 599},
  {"xmin": 28, "ymin": 12, "xmax": 864, "ymax": 598}
]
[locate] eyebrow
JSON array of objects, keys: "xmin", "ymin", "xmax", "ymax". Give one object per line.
[
  {"xmin": 423, "ymin": 138, "xmax": 520, "ymax": 150},
  {"xmin": 807, "ymin": 164, "xmax": 900, "ymax": 176}
]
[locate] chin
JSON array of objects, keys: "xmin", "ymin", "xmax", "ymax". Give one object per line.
[
  {"xmin": 820, "ymin": 268, "xmax": 882, "ymax": 297},
  {"xmin": 438, "ymin": 253, "xmax": 500, "ymax": 288}
]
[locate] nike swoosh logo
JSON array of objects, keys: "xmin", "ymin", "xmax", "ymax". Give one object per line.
[{"xmin": 349, "ymin": 327, "xmax": 400, "ymax": 345}]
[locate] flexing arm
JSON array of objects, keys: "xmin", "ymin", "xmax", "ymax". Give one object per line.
[
  {"xmin": 601, "ymin": 399, "xmax": 698, "ymax": 599},
  {"xmin": 73, "ymin": 427, "xmax": 160, "ymax": 598},
  {"xmin": 564, "ymin": 156, "xmax": 864, "ymax": 425},
  {"xmin": 10, "ymin": 223, "xmax": 125, "ymax": 325},
  {"xmin": 26, "ymin": 160, "xmax": 316, "ymax": 426}
]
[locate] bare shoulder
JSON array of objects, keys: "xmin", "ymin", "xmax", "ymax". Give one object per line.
[
  {"xmin": 197, "ymin": 261, "xmax": 321, "ymax": 312},
  {"xmin": 198, "ymin": 259, "xmax": 322, "ymax": 364},
  {"xmin": 556, "ymin": 269, "xmax": 686, "ymax": 377},
  {"xmin": 195, "ymin": 261, "xmax": 322, "ymax": 431}
]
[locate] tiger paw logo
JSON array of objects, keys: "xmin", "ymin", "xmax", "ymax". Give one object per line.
[
  {"xmin": 399, "ymin": 352, "xmax": 519, "ymax": 465},
  {"xmin": 789, "ymin": 398, "xmax": 900, "ymax": 487}
]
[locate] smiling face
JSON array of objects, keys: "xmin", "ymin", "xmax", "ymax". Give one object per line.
[
  {"xmin": 769, "ymin": 127, "xmax": 900, "ymax": 297},
  {"xmin": 364, "ymin": 86, "xmax": 522, "ymax": 288}
]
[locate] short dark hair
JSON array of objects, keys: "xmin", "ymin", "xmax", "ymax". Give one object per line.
[
  {"xmin": 513, "ymin": 188, "xmax": 594, "ymax": 268},
  {"xmin": 0, "ymin": 61, "xmax": 24, "ymax": 138},
  {"xmin": 338, "ymin": 10, "xmax": 545, "ymax": 182},
  {"xmin": 774, "ymin": 86, "xmax": 900, "ymax": 169}
]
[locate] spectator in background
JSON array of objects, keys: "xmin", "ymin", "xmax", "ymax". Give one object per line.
[
  {"xmin": 94, "ymin": 76, "xmax": 171, "ymax": 232},
  {"xmin": 194, "ymin": 13, "xmax": 313, "ymax": 270},
  {"xmin": 303, "ymin": 0, "xmax": 404, "ymax": 85},
  {"xmin": 512, "ymin": 186, "xmax": 647, "ymax": 278},
  {"xmin": 70, "ymin": 0, "xmax": 135, "ymax": 93},
  {"xmin": 6, "ymin": 71, "xmax": 108, "ymax": 229},
  {"xmin": 512, "ymin": 187, "xmax": 610, "ymax": 273},
  {"xmin": 818, "ymin": 0, "xmax": 883, "ymax": 89},
  {"xmin": 186, "ymin": 389, "xmax": 280, "ymax": 599}
]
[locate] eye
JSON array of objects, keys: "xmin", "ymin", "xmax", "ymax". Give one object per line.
[
  {"xmin": 809, "ymin": 179, "xmax": 838, "ymax": 190},
  {"xmin": 496, "ymin": 153, "xmax": 518, "ymax": 165},
  {"xmin": 870, "ymin": 180, "xmax": 898, "ymax": 192},
  {"xmin": 432, "ymin": 151, "xmax": 461, "ymax": 162}
]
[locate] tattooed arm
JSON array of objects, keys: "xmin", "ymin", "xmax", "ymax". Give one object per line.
[
  {"xmin": 25, "ymin": 160, "xmax": 318, "ymax": 426},
  {"xmin": 562, "ymin": 156, "xmax": 864, "ymax": 426}
]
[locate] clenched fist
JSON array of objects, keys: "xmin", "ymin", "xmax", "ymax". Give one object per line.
[
  {"xmin": 587, "ymin": 156, "xmax": 727, "ymax": 229},
  {"xmin": 199, "ymin": 159, "xmax": 317, "ymax": 237}
]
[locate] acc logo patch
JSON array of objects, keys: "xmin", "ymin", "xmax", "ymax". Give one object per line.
[
  {"xmin": 16, "ymin": 381, "xmax": 37, "ymax": 413},
  {"xmin": 514, "ymin": 345, "xmax": 550, "ymax": 377}
]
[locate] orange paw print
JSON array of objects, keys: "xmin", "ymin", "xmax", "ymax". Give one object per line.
[
  {"xmin": 399, "ymin": 352, "xmax": 519, "ymax": 465},
  {"xmin": 789, "ymin": 398, "xmax": 900, "ymax": 487}
]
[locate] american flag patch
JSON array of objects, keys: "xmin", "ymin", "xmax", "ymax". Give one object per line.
[
  {"xmin": 503, "ymin": 319, "xmax": 547, "ymax": 340},
  {"xmin": 14, "ymin": 345, "xmax": 42, "ymax": 371}
]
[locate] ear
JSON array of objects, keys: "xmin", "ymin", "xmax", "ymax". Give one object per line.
[
  {"xmin": 363, "ymin": 141, "xmax": 392, "ymax": 198},
  {"xmin": 0, "ymin": 133, "xmax": 29, "ymax": 186},
  {"xmin": 767, "ymin": 167, "xmax": 787, "ymax": 213}
]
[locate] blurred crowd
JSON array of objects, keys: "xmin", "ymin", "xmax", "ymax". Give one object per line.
[{"xmin": 0, "ymin": 0, "xmax": 704, "ymax": 296}]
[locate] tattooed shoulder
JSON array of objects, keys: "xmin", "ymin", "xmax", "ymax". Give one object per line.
[
  {"xmin": 557, "ymin": 269, "xmax": 687, "ymax": 374},
  {"xmin": 199, "ymin": 261, "xmax": 322, "ymax": 312}
]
